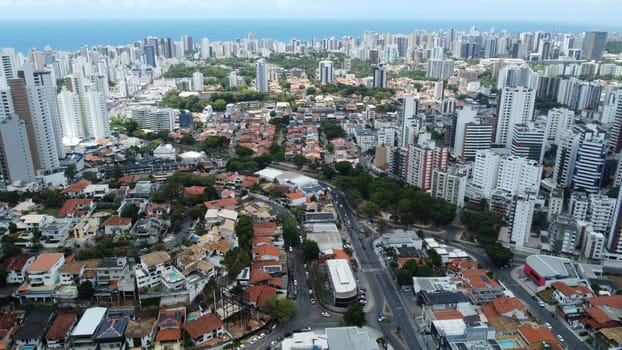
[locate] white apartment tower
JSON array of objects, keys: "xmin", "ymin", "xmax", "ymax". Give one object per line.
[
  {"xmin": 9, "ymin": 63, "xmax": 64, "ymax": 174},
  {"xmin": 256, "ymin": 59, "xmax": 269, "ymax": 93},
  {"xmin": 546, "ymin": 108, "xmax": 574, "ymax": 143},
  {"xmin": 495, "ymin": 86, "xmax": 535, "ymax": 147},
  {"xmin": 192, "ymin": 71, "xmax": 204, "ymax": 91},
  {"xmin": 471, "ymin": 150, "xmax": 501, "ymax": 199},
  {"xmin": 571, "ymin": 125, "xmax": 606, "ymax": 194},
  {"xmin": 508, "ymin": 191, "xmax": 536, "ymax": 248},
  {"xmin": 319, "ymin": 60, "xmax": 334, "ymax": 85},
  {"xmin": 589, "ymin": 194, "xmax": 617, "ymax": 235},
  {"xmin": 553, "ymin": 130, "xmax": 581, "ymax": 188},
  {"xmin": 431, "ymin": 168, "xmax": 467, "ymax": 207},
  {"xmin": 496, "ymin": 155, "xmax": 542, "ymax": 196},
  {"xmin": 584, "ymin": 231, "xmax": 605, "ymax": 260}
]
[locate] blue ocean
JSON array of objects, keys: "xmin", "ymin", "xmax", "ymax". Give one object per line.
[{"xmin": 2, "ymin": 19, "xmax": 619, "ymax": 54}]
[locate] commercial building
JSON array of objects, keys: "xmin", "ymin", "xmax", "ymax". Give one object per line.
[
  {"xmin": 524, "ymin": 255, "xmax": 581, "ymax": 288},
  {"xmin": 372, "ymin": 64, "xmax": 386, "ymax": 88},
  {"xmin": 326, "ymin": 259, "xmax": 357, "ymax": 307}
]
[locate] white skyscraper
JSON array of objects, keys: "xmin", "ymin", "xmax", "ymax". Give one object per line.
[
  {"xmin": 0, "ymin": 116, "xmax": 36, "ymax": 188},
  {"xmin": 0, "ymin": 48, "xmax": 18, "ymax": 88},
  {"xmin": 554, "ymin": 130, "xmax": 581, "ymax": 188},
  {"xmin": 200, "ymin": 37, "xmax": 210, "ymax": 59},
  {"xmin": 9, "ymin": 63, "xmax": 64, "ymax": 174},
  {"xmin": 508, "ymin": 191, "xmax": 536, "ymax": 248},
  {"xmin": 546, "ymin": 108, "xmax": 574, "ymax": 143},
  {"xmin": 57, "ymin": 87, "xmax": 84, "ymax": 141},
  {"xmin": 453, "ymin": 106, "xmax": 476, "ymax": 157},
  {"xmin": 589, "ymin": 194, "xmax": 617, "ymax": 235},
  {"xmin": 496, "ymin": 155, "xmax": 542, "ymax": 196},
  {"xmin": 319, "ymin": 60, "xmax": 334, "ymax": 85},
  {"xmin": 431, "ymin": 168, "xmax": 467, "ymax": 208},
  {"xmin": 495, "ymin": 86, "xmax": 535, "ymax": 147},
  {"xmin": 571, "ymin": 125, "xmax": 606, "ymax": 194},
  {"xmin": 471, "ymin": 150, "xmax": 500, "ymax": 199},
  {"xmin": 256, "ymin": 59, "xmax": 269, "ymax": 92},
  {"xmin": 192, "ymin": 71, "xmax": 204, "ymax": 91}
]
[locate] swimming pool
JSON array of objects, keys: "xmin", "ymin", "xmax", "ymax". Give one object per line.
[
  {"xmin": 168, "ymin": 272, "xmax": 180, "ymax": 280},
  {"xmin": 497, "ymin": 340, "xmax": 518, "ymax": 348}
]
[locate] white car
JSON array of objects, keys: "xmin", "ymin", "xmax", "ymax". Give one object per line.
[
  {"xmin": 545, "ymin": 322, "xmax": 552, "ymax": 329},
  {"xmin": 538, "ymin": 301, "xmax": 546, "ymax": 307},
  {"xmin": 556, "ymin": 334, "xmax": 565, "ymax": 342},
  {"xmin": 321, "ymin": 312, "xmax": 330, "ymax": 317},
  {"xmin": 258, "ymin": 333, "xmax": 265, "ymax": 339},
  {"xmin": 250, "ymin": 337, "xmax": 258, "ymax": 344}
]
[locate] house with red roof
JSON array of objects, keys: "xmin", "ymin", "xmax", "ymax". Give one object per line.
[
  {"xmin": 3, "ymin": 253, "xmax": 36, "ymax": 284},
  {"xmin": 26, "ymin": 253, "xmax": 65, "ymax": 286},
  {"xmin": 252, "ymin": 222, "xmax": 278, "ymax": 237},
  {"xmin": 204, "ymin": 198, "xmax": 238, "ymax": 210},
  {"xmin": 286, "ymin": 191, "xmax": 306, "ymax": 206},
  {"xmin": 551, "ymin": 281, "xmax": 594, "ymax": 305},
  {"xmin": 251, "ymin": 245, "xmax": 280, "ymax": 261},
  {"xmin": 155, "ymin": 307, "xmax": 185, "ymax": 349},
  {"xmin": 101, "ymin": 216, "xmax": 133, "ymax": 235},
  {"xmin": 184, "ymin": 186, "xmax": 206, "ymax": 196},
  {"xmin": 245, "ymin": 285, "xmax": 277, "ymax": 307},
  {"xmin": 183, "ymin": 313, "xmax": 224, "ymax": 345},
  {"xmin": 481, "ymin": 296, "xmax": 528, "ymax": 321},
  {"xmin": 460, "ymin": 269, "xmax": 505, "ymax": 304},
  {"xmin": 61, "ymin": 180, "xmax": 92, "ymax": 198},
  {"xmin": 517, "ymin": 324, "xmax": 559, "ymax": 347},
  {"xmin": 56, "ymin": 199, "xmax": 95, "ymax": 220},
  {"xmin": 581, "ymin": 295, "xmax": 622, "ymax": 330},
  {"xmin": 45, "ymin": 312, "xmax": 78, "ymax": 350}
]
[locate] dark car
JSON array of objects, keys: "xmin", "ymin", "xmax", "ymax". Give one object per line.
[{"xmin": 579, "ymin": 331, "xmax": 589, "ymax": 336}]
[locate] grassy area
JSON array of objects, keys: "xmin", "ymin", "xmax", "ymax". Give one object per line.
[
  {"xmin": 537, "ymin": 288, "xmax": 554, "ymax": 303},
  {"xmin": 37, "ymin": 207, "xmax": 60, "ymax": 217},
  {"xmin": 308, "ymin": 262, "xmax": 330, "ymax": 304}
]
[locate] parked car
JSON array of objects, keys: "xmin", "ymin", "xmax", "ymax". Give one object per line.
[
  {"xmin": 556, "ymin": 335, "xmax": 565, "ymax": 342},
  {"xmin": 321, "ymin": 312, "xmax": 330, "ymax": 317},
  {"xmin": 545, "ymin": 322, "xmax": 552, "ymax": 329},
  {"xmin": 538, "ymin": 301, "xmax": 546, "ymax": 307},
  {"xmin": 302, "ymin": 326, "xmax": 311, "ymax": 331}
]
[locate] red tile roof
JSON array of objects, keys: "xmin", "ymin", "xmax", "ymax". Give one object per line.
[
  {"xmin": 102, "ymin": 216, "xmax": 132, "ymax": 227},
  {"xmin": 434, "ymin": 310, "xmax": 463, "ymax": 320},
  {"xmin": 57, "ymin": 199, "xmax": 93, "ymax": 218},
  {"xmin": 156, "ymin": 328, "xmax": 181, "ymax": 342},
  {"xmin": 28, "ymin": 253, "xmax": 64, "ymax": 272},
  {"xmin": 286, "ymin": 192, "xmax": 305, "ymax": 200},
  {"xmin": 183, "ymin": 314, "xmax": 223, "ymax": 340},
  {"xmin": 552, "ymin": 281, "xmax": 593, "ymax": 297},
  {"xmin": 204, "ymin": 198, "xmax": 238, "ymax": 209},
  {"xmin": 491, "ymin": 296, "xmax": 527, "ymax": 315},
  {"xmin": 251, "ymin": 245, "xmax": 280, "ymax": 260},
  {"xmin": 3, "ymin": 253, "xmax": 35, "ymax": 271},
  {"xmin": 245, "ymin": 285, "xmax": 277, "ymax": 307},
  {"xmin": 45, "ymin": 313, "xmax": 77, "ymax": 341},
  {"xmin": 184, "ymin": 186, "xmax": 206, "ymax": 196},
  {"xmin": 584, "ymin": 306, "xmax": 615, "ymax": 324},
  {"xmin": 249, "ymin": 269, "xmax": 270, "ymax": 284},
  {"xmin": 253, "ymin": 222, "xmax": 277, "ymax": 237},
  {"xmin": 461, "ymin": 269, "xmax": 500, "ymax": 289},
  {"xmin": 518, "ymin": 324, "xmax": 557, "ymax": 344},
  {"xmin": 61, "ymin": 180, "xmax": 91, "ymax": 194},
  {"xmin": 587, "ymin": 295, "xmax": 622, "ymax": 309}
]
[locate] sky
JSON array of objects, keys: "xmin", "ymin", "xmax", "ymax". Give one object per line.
[{"xmin": 0, "ymin": 0, "xmax": 619, "ymax": 27}]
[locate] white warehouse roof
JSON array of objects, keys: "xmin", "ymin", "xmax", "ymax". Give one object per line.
[
  {"xmin": 71, "ymin": 307, "xmax": 107, "ymax": 337},
  {"xmin": 326, "ymin": 259, "xmax": 356, "ymax": 298}
]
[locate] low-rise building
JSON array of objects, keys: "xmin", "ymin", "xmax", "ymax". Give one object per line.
[
  {"xmin": 551, "ymin": 281, "xmax": 594, "ymax": 305},
  {"xmin": 3, "ymin": 253, "xmax": 36, "ymax": 284},
  {"xmin": 70, "ymin": 307, "xmax": 108, "ymax": 350},
  {"xmin": 45, "ymin": 312, "xmax": 78, "ymax": 350},
  {"xmin": 183, "ymin": 313, "xmax": 225, "ymax": 345},
  {"xmin": 101, "ymin": 216, "xmax": 133, "ymax": 236}
]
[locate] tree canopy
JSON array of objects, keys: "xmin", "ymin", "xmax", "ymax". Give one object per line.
[
  {"xmin": 261, "ymin": 296, "xmax": 297, "ymax": 323},
  {"xmin": 342, "ymin": 304, "xmax": 366, "ymax": 327}
]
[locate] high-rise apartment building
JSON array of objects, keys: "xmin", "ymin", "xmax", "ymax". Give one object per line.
[
  {"xmin": 256, "ymin": 59, "xmax": 269, "ymax": 93},
  {"xmin": 496, "ymin": 155, "xmax": 542, "ymax": 196},
  {"xmin": 405, "ymin": 140, "xmax": 448, "ymax": 192},
  {"xmin": 471, "ymin": 150, "xmax": 500, "ymax": 199},
  {"xmin": 495, "ymin": 86, "xmax": 535, "ymax": 147},
  {"xmin": 452, "ymin": 105, "xmax": 493, "ymax": 159},
  {"xmin": 319, "ymin": 60, "xmax": 334, "ymax": 85},
  {"xmin": 546, "ymin": 108, "xmax": 574, "ymax": 143},
  {"xmin": 9, "ymin": 63, "xmax": 64, "ymax": 174},
  {"xmin": 192, "ymin": 71, "xmax": 204, "ymax": 91},
  {"xmin": 510, "ymin": 123, "xmax": 546, "ymax": 163},
  {"xmin": 571, "ymin": 125, "xmax": 606, "ymax": 194},
  {"xmin": 373, "ymin": 64, "xmax": 386, "ymax": 88},
  {"xmin": 431, "ymin": 168, "xmax": 466, "ymax": 208},
  {"xmin": 508, "ymin": 191, "xmax": 536, "ymax": 248}
]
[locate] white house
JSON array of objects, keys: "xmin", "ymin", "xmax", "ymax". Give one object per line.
[
  {"xmin": 153, "ymin": 144, "xmax": 176, "ymax": 160},
  {"xmin": 551, "ymin": 281, "xmax": 594, "ymax": 305},
  {"xmin": 26, "ymin": 253, "xmax": 65, "ymax": 286}
]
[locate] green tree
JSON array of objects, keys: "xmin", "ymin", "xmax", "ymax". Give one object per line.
[
  {"xmin": 120, "ymin": 203, "xmax": 140, "ymax": 223},
  {"xmin": 301, "ymin": 240, "xmax": 320, "ymax": 261},
  {"xmin": 78, "ymin": 280, "xmax": 95, "ymax": 300},
  {"xmin": 293, "ymin": 154, "xmax": 307, "ymax": 169},
  {"xmin": 212, "ymin": 98, "xmax": 227, "ymax": 111},
  {"xmin": 235, "ymin": 145, "xmax": 254, "ymax": 157},
  {"xmin": 343, "ymin": 304, "xmax": 367, "ymax": 327},
  {"xmin": 376, "ymin": 219, "xmax": 388, "ymax": 232},
  {"xmin": 485, "ymin": 244, "xmax": 513, "ymax": 266},
  {"xmin": 335, "ymin": 161, "xmax": 353, "ymax": 176},
  {"xmin": 223, "ymin": 247, "xmax": 250, "ymax": 279},
  {"xmin": 261, "ymin": 296, "xmax": 297, "ymax": 323},
  {"xmin": 180, "ymin": 134, "xmax": 195, "ymax": 145},
  {"xmin": 64, "ymin": 163, "xmax": 77, "ymax": 181}
]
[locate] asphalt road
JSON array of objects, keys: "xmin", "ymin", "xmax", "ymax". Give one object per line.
[{"xmin": 329, "ymin": 187, "xmax": 423, "ymax": 350}]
